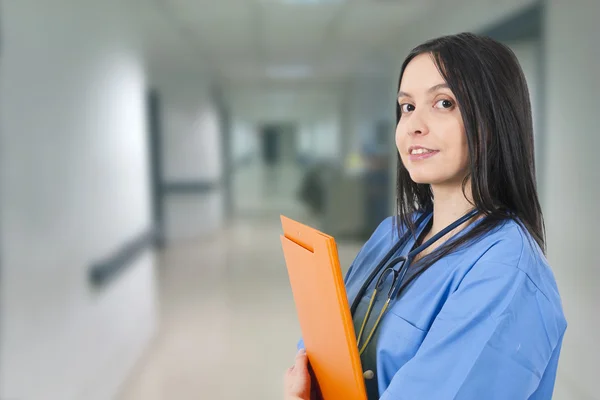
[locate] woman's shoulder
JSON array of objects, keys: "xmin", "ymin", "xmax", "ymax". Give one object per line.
[
  {"xmin": 464, "ymin": 217, "xmax": 566, "ymax": 325},
  {"xmin": 472, "ymin": 217, "xmax": 549, "ymax": 274}
]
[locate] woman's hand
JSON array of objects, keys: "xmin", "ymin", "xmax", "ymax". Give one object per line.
[{"xmin": 284, "ymin": 349, "xmax": 312, "ymax": 400}]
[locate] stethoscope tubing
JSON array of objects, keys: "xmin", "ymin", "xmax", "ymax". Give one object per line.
[
  {"xmin": 351, "ymin": 208, "xmax": 480, "ymax": 355},
  {"xmin": 349, "ymin": 211, "xmax": 430, "ymax": 315}
]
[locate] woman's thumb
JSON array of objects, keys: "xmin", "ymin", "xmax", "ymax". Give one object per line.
[{"xmin": 294, "ymin": 349, "xmax": 308, "ymax": 371}]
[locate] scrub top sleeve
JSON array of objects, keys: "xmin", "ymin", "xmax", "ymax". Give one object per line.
[{"xmin": 380, "ymin": 261, "xmax": 560, "ymax": 400}]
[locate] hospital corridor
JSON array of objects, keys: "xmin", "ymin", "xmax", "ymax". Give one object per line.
[
  {"xmin": 0, "ymin": 1, "xmax": 598, "ymax": 400},
  {"xmin": 118, "ymin": 160, "xmax": 364, "ymax": 399}
]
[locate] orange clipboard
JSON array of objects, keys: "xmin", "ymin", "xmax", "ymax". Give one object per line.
[{"xmin": 280, "ymin": 215, "xmax": 367, "ymax": 400}]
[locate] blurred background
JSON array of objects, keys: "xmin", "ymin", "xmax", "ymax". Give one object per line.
[{"xmin": 0, "ymin": 0, "xmax": 598, "ymax": 399}]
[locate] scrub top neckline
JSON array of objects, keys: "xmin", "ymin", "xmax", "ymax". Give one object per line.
[{"xmin": 410, "ymin": 208, "xmax": 486, "ymax": 245}]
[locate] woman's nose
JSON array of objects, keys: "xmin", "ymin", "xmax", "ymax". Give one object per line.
[{"xmin": 406, "ymin": 110, "xmax": 429, "ymax": 136}]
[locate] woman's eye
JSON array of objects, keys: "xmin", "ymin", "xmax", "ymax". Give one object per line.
[
  {"xmin": 434, "ymin": 99, "xmax": 454, "ymax": 109},
  {"xmin": 400, "ymin": 103, "xmax": 415, "ymax": 113}
]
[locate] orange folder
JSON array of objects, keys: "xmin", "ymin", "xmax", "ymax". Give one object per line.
[{"xmin": 280, "ymin": 215, "xmax": 367, "ymax": 400}]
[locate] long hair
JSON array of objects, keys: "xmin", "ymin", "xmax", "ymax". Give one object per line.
[{"xmin": 394, "ymin": 32, "xmax": 546, "ymax": 287}]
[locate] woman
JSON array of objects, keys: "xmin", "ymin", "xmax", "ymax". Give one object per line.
[{"xmin": 284, "ymin": 32, "xmax": 567, "ymax": 400}]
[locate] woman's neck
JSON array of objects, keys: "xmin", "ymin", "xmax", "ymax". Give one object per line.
[
  {"xmin": 412, "ymin": 182, "xmax": 477, "ymax": 262},
  {"xmin": 429, "ymin": 182, "xmax": 476, "ymax": 239}
]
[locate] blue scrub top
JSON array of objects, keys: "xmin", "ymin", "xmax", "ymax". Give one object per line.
[{"xmin": 298, "ymin": 212, "xmax": 567, "ymax": 399}]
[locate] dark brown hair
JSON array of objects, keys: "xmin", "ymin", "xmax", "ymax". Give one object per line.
[{"xmin": 394, "ymin": 32, "xmax": 545, "ymax": 285}]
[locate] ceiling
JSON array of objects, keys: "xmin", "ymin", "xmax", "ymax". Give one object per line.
[{"xmin": 136, "ymin": 0, "xmax": 439, "ymax": 85}]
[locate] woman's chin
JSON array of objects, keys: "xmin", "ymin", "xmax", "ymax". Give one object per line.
[
  {"xmin": 408, "ymin": 172, "xmax": 437, "ymax": 185},
  {"xmin": 409, "ymin": 172, "xmax": 466, "ymax": 188}
]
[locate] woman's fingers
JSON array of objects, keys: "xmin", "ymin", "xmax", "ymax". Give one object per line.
[
  {"xmin": 287, "ymin": 349, "xmax": 305, "ymax": 373},
  {"xmin": 284, "ymin": 349, "xmax": 312, "ymax": 400}
]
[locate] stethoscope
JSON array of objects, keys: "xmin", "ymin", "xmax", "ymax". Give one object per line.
[{"xmin": 350, "ymin": 207, "xmax": 480, "ymax": 356}]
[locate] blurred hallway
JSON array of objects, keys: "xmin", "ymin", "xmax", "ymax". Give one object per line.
[
  {"xmin": 1, "ymin": 1, "xmax": 598, "ymax": 399},
  {"xmin": 232, "ymin": 158, "xmax": 307, "ymax": 221},
  {"xmin": 119, "ymin": 165, "xmax": 362, "ymax": 400}
]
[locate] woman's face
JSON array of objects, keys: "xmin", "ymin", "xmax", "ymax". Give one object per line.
[{"xmin": 396, "ymin": 53, "xmax": 469, "ymax": 188}]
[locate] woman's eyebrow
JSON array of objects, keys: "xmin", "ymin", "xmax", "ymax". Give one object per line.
[
  {"xmin": 397, "ymin": 83, "xmax": 450, "ymax": 99},
  {"xmin": 427, "ymin": 83, "xmax": 450, "ymax": 93}
]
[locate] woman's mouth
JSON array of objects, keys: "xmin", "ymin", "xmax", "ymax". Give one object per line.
[{"xmin": 408, "ymin": 147, "xmax": 439, "ymax": 161}]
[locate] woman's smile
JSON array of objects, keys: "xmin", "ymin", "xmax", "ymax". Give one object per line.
[{"xmin": 408, "ymin": 145, "xmax": 440, "ymax": 161}]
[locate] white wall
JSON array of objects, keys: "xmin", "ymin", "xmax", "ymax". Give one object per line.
[
  {"xmin": 231, "ymin": 119, "xmax": 258, "ymax": 165},
  {"xmin": 163, "ymin": 103, "xmax": 222, "ymax": 183},
  {"xmin": 543, "ymin": 1, "xmax": 600, "ymax": 398},
  {"xmin": 151, "ymin": 72, "xmax": 224, "ymax": 242},
  {"xmin": 0, "ymin": 1, "xmax": 156, "ymax": 399}
]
